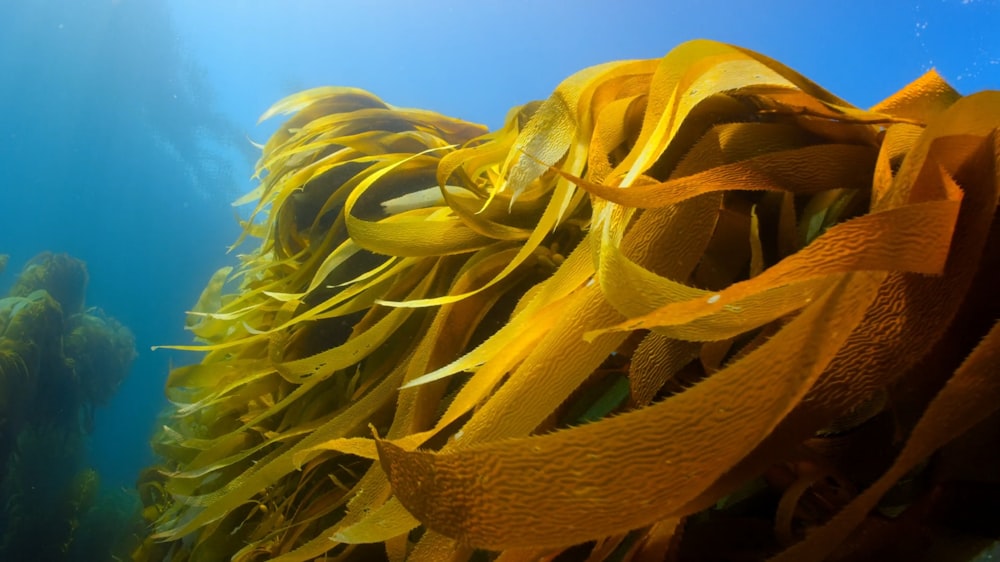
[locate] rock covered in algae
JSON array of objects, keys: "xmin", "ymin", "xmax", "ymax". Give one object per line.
[{"xmin": 138, "ymin": 40, "xmax": 1000, "ymax": 562}]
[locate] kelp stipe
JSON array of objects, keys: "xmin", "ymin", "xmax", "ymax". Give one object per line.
[{"xmin": 137, "ymin": 40, "xmax": 1000, "ymax": 561}]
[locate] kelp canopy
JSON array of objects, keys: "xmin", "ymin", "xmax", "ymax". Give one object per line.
[{"xmin": 137, "ymin": 40, "xmax": 1000, "ymax": 561}]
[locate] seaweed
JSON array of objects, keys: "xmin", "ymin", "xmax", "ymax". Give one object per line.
[
  {"xmin": 139, "ymin": 41, "xmax": 1000, "ymax": 561},
  {"xmin": 0, "ymin": 253, "xmax": 142, "ymax": 561}
]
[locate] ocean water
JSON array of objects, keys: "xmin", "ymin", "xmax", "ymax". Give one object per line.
[{"xmin": 0, "ymin": 0, "xmax": 997, "ymax": 559}]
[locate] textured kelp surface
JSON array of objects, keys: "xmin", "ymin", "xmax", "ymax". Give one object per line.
[{"xmin": 137, "ymin": 40, "xmax": 1000, "ymax": 561}]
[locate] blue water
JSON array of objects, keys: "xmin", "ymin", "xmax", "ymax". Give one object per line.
[
  {"xmin": 1, "ymin": 0, "xmax": 997, "ymax": 495},
  {"xmin": 0, "ymin": 1, "xmax": 252, "ymax": 488}
]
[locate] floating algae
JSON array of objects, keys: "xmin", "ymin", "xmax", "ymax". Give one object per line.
[{"xmin": 137, "ymin": 40, "xmax": 1000, "ymax": 561}]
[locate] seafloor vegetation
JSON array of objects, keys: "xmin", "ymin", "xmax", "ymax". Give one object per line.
[
  {"xmin": 135, "ymin": 40, "xmax": 999, "ymax": 561},
  {"xmin": 0, "ymin": 252, "xmax": 141, "ymax": 560}
]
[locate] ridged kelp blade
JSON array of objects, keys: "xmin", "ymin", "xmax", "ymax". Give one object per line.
[{"xmin": 376, "ymin": 273, "xmax": 882, "ymax": 549}]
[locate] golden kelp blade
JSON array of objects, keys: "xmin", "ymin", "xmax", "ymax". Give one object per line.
[
  {"xmin": 183, "ymin": 266, "xmax": 234, "ymax": 341},
  {"xmin": 138, "ymin": 39, "xmax": 1000, "ymax": 562},
  {"xmin": 869, "ymin": 68, "xmax": 960, "ymax": 123},
  {"xmin": 257, "ymin": 87, "xmax": 386, "ymax": 124}
]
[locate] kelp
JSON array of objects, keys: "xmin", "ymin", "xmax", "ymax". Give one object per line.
[
  {"xmin": 8, "ymin": 251, "xmax": 89, "ymax": 316},
  {"xmin": 0, "ymin": 253, "xmax": 141, "ymax": 561},
  {"xmin": 138, "ymin": 40, "xmax": 1000, "ymax": 561},
  {"xmin": 64, "ymin": 310, "xmax": 137, "ymax": 410}
]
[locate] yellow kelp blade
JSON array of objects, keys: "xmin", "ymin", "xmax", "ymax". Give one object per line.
[
  {"xmin": 612, "ymin": 39, "xmax": 830, "ymax": 188},
  {"xmin": 152, "ymin": 365, "xmax": 405, "ymax": 541},
  {"xmin": 258, "ymin": 86, "xmax": 387, "ymax": 124},
  {"xmin": 498, "ymin": 59, "xmax": 657, "ymax": 202},
  {"xmin": 342, "ymin": 152, "xmax": 494, "ymax": 258},
  {"xmin": 266, "ymin": 253, "xmax": 550, "ymax": 558},
  {"xmin": 184, "ymin": 265, "xmax": 234, "ymax": 341},
  {"xmin": 398, "ymin": 231, "xmax": 594, "ymax": 390},
  {"xmin": 375, "ymin": 64, "xmax": 659, "ymax": 310}
]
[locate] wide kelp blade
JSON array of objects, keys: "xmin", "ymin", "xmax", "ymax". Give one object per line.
[{"xmin": 376, "ymin": 272, "xmax": 884, "ymax": 550}]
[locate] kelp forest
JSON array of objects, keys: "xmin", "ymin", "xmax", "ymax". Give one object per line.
[
  {"xmin": 129, "ymin": 40, "xmax": 1000, "ymax": 561},
  {"xmin": 0, "ymin": 253, "xmax": 140, "ymax": 560}
]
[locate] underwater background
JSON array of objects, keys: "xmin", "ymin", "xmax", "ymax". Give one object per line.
[{"xmin": 0, "ymin": 0, "xmax": 998, "ymax": 560}]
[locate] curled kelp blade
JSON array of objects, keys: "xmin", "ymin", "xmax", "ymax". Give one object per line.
[
  {"xmin": 608, "ymin": 39, "xmax": 856, "ymax": 190},
  {"xmin": 590, "ymin": 190, "xmax": 961, "ymax": 340}
]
